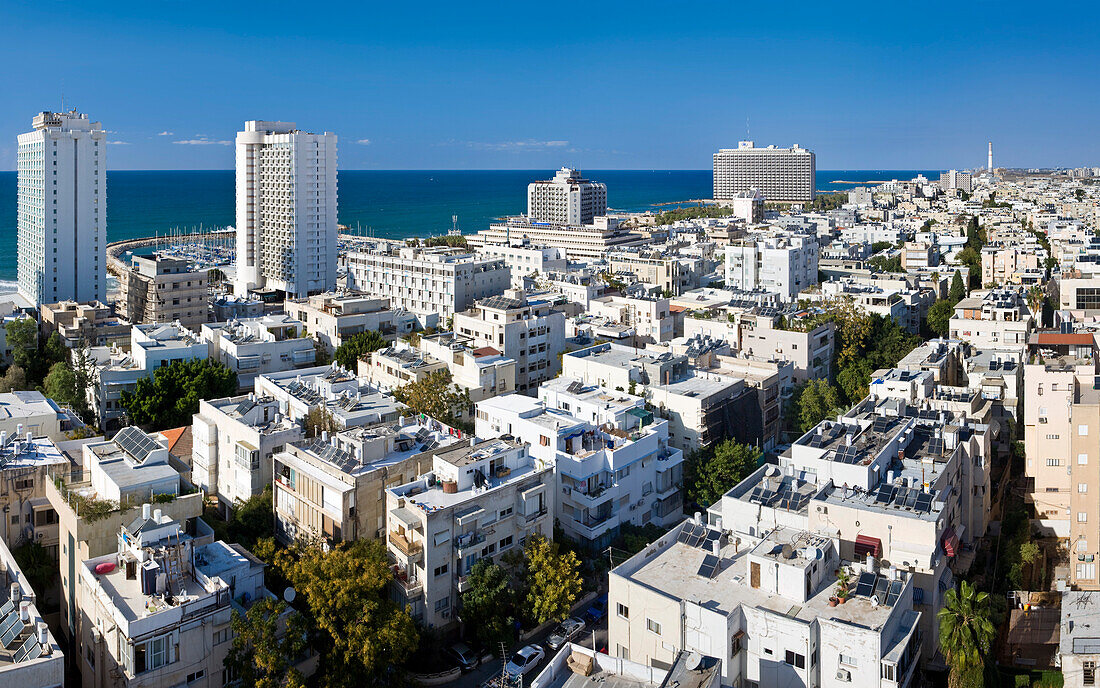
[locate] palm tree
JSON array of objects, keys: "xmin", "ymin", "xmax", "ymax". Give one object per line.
[
  {"xmin": 1027, "ymin": 286, "xmax": 1045, "ymax": 324},
  {"xmin": 938, "ymin": 580, "xmax": 996, "ymax": 688}
]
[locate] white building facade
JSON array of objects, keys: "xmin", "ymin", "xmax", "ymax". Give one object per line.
[
  {"xmin": 527, "ymin": 168, "xmax": 608, "ymax": 225},
  {"xmin": 17, "ymin": 111, "xmax": 106, "ymax": 305},
  {"xmin": 713, "ymin": 141, "xmax": 816, "ymax": 203}
]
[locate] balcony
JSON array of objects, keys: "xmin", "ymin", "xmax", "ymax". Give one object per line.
[
  {"xmin": 392, "ymin": 567, "xmax": 423, "ymax": 599},
  {"xmin": 389, "ymin": 531, "xmax": 423, "ymax": 560},
  {"xmin": 574, "ymin": 512, "xmax": 619, "ymax": 538},
  {"xmin": 524, "ymin": 507, "xmax": 549, "ymax": 523},
  {"xmin": 456, "ymin": 575, "xmax": 472, "ymax": 593},
  {"xmin": 454, "ymin": 531, "xmax": 486, "ymax": 554},
  {"xmin": 569, "ymin": 485, "xmax": 614, "ymax": 508}
]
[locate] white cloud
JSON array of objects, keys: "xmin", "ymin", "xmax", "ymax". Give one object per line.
[
  {"xmin": 356, "ymin": 138, "xmax": 372, "ymax": 145},
  {"xmin": 107, "ymin": 140, "xmax": 130, "ymax": 145},
  {"xmin": 173, "ymin": 138, "xmax": 232, "ymax": 146},
  {"xmin": 157, "ymin": 131, "xmax": 174, "ymax": 136}
]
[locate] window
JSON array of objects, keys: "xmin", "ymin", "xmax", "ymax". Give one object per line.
[
  {"xmin": 1081, "ymin": 484, "xmax": 1090, "ymax": 494},
  {"xmin": 540, "ymin": 435, "xmax": 550, "ymax": 447},
  {"xmin": 617, "ymin": 645, "xmax": 630, "ymax": 661},
  {"xmin": 1086, "ymin": 661, "xmax": 1096, "ymax": 686},
  {"xmin": 35, "ymin": 509, "xmax": 58, "ymax": 526},
  {"xmin": 784, "ymin": 650, "xmax": 805, "ymax": 669},
  {"xmin": 1082, "ymin": 425, "xmax": 1091, "ymax": 436},
  {"xmin": 1048, "ymin": 459, "xmax": 1063, "ymax": 467},
  {"xmin": 617, "ymin": 603, "xmax": 629, "ymax": 619},
  {"xmin": 499, "ymin": 507, "xmax": 513, "ymax": 519},
  {"xmin": 134, "ymin": 635, "xmax": 170, "ymax": 674},
  {"xmin": 839, "ymin": 654, "xmax": 858, "ymax": 667},
  {"xmin": 500, "ymin": 535, "xmax": 513, "ymax": 550},
  {"xmin": 1081, "ymin": 454, "xmax": 1090, "ymax": 465},
  {"xmin": 646, "ymin": 618, "xmax": 661, "ymax": 635},
  {"xmin": 1080, "ymin": 513, "xmax": 1089, "ymax": 523},
  {"xmin": 1079, "ymin": 539, "xmax": 1089, "ymax": 552},
  {"xmin": 434, "ymin": 564, "xmax": 449, "ymax": 577},
  {"xmin": 435, "ymin": 596, "xmax": 450, "ymax": 612},
  {"xmin": 881, "ymin": 664, "xmax": 895, "ymax": 681},
  {"xmin": 187, "ymin": 670, "xmax": 206, "ymax": 683},
  {"xmin": 213, "ymin": 628, "xmax": 231, "ymax": 645},
  {"xmin": 1079, "ymin": 563, "xmax": 1097, "ymax": 580}
]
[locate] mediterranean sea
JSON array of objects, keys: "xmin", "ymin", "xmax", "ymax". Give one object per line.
[{"xmin": 0, "ymin": 169, "xmax": 940, "ymax": 286}]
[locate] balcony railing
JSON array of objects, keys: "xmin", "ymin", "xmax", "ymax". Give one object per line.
[
  {"xmin": 389, "ymin": 531, "xmax": 423, "ymax": 558},
  {"xmin": 524, "ymin": 507, "xmax": 548, "ymax": 523}
]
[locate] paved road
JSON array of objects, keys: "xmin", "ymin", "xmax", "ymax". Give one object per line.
[{"xmin": 449, "ymin": 616, "xmax": 609, "ymax": 688}]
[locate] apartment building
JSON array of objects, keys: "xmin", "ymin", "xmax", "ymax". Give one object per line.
[
  {"xmin": 385, "ymin": 438, "xmax": 554, "ymax": 627},
  {"xmin": 589, "ymin": 294, "xmax": 676, "ymax": 344},
  {"xmin": 939, "ymin": 170, "xmax": 973, "ymax": 193},
  {"xmin": 476, "ymin": 377, "xmax": 685, "ymax": 550},
  {"xmin": 0, "ymin": 535, "xmax": 64, "ymax": 687},
  {"xmin": 0, "ymin": 432, "xmax": 68, "ymax": 551},
  {"xmin": 272, "ymin": 418, "xmax": 459, "ymax": 546},
  {"xmin": 255, "ymin": 365, "xmax": 406, "ymax": 430},
  {"xmin": 981, "ymin": 245, "xmax": 1045, "ymax": 286},
  {"xmin": 900, "ymin": 242, "xmax": 940, "ymax": 271},
  {"xmin": 475, "ymin": 243, "xmax": 568, "ymax": 287},
  {"xmin": 17, "ymin": 111, "xmax": 106, "ymax": 305},
  {"xmin": 452, "ymin": 289, "xmax": 566, "ymax": 394},
  {"xmin": 725, "ymin": 234, "xmax": 819, "ymax": 301},
  {"xmin": 608, "ymin": 251, "xmax": 706, "ymax": 297},
  {"xmin": 118, "ymin": 254, "xmax": 210, "ymax": 330},
  {"xmin": 1022, "ymin": 331, "xmax": 1100, "ymax": 588},
  {"xmin": 284, "ymin": 292, "xmax": 425, "ymax": 354},
  {"xmin": 0, "ymin": 390, "xmax": 86, "ymax": 442},
  {"xmin": 45, "ymin": 427, "xmax": 205, "ymax": 649},
  {"xmin": 234, "ymin": 120, "xmax": 338, "ymax": 298},
  {"xmin": 609, "ymin": 520, "xmax": 921, "ymax": 688},
  {"xmin": 88, "ymin": 323, "xmax": 210, "ymax": 431},
  {"xmin": 713, "ymin": 141, "xmax": 816, "ymax": 203},
  {"xmin": 201, "ymin": 314, "xmax": 317, "ymax": 389},
  {"xmin": 561, "ymin": 343, "xmax": 762, "ymax": 452},
  {"xmin": 949, "ymin": 288, "xmax": 1035, "ymax": 349},
  {"xmin": 344, "ymin": 243, "xmax": 509, "ymax": 319},
  {"xmin": 78, "ymin": 510, "xmax": 294, "ymax": 688},
  {"xmin": 466, "ymin": 216, "xmax": 651, "ymax": 261},
  {"xmin": 361, "ymin": 334, "xmax": 516, "ymax": 423},
  {"xmin": 527, "ymin": 168, "xmax": 607, "ymax": 225},
  {"xmin": 191, "ymin": 394, "xmax": 303, "ymax": 515},
  {"xmin": 39, "ymin": 301, "xmax": 130, "ymax": 348},
  {"xmin": 211, "ymin": 294, "xmax": 264, "ymax": 322}
]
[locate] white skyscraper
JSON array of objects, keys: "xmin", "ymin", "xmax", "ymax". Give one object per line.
[
  {"xmin": 527, "ymin": 167, "xmax": 607, "ymax": 225},
  {"xmin": 17, "ymin": 111, "xmax": 106, "ymax": 305},
  {"xmin": 713, "ymin": 141, "xmax": 816, "ymax": 203},
  {"xmin": 234, "ymin": 121, "xmax": 338, "ymax": 298}
]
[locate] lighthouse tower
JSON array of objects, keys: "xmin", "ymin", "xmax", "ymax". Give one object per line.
[{"xmin": 988, "ymin": 142, "xmax": 993, "ymax": 173}]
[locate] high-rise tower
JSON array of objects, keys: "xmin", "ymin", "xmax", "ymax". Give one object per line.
[
  {"xmin": 234, "ymin": 121, "xmax": 338, "ymax": 298},
  {"xmin": 988, "ymin": 142, "xmax": 993, "ymax": 173},
  {"xmin": 17, "ymin": 111, "xmax": 106, "ymax": 305}
]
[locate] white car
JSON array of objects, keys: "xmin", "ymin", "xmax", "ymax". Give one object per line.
[
  {"xmin": 505, "ymin": 644, "xmax": 545, "ymax": 679},
  {"xmin": 546, "ymin": 617, "xmax": 586, "ymax": 650}
]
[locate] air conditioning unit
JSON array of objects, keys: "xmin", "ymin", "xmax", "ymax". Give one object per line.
[{"xmin": 836, "ymin": 669, "xmax": 851, "ymax": 682}]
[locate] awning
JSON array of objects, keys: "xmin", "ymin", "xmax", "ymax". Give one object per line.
[
  {"xmin": 854, "ymin": 534, "xmax": 882, "ymax": 558},
  {"xmin": 943, "ymin": 526, "xmax": 959, "ymax": 558},
  {"xmin": 627, "ymin": 407, "xmax": 654, "ymax": 426},
  {"xmin": 390, "ymin": 507, "xmax": 422, "ymax": 530}
]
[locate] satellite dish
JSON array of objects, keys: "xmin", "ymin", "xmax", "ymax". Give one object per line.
[
  {"xmin": 283, "ymin": 587, "xmax": 296, "ymax": 603},
  {"xmin": 685, "ymin": 651, "xmax": 703, "ymax": 672}
]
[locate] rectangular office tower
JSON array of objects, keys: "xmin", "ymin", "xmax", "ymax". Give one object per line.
[
  {"xmin": 234, "ymin": 121, "xmax": 338, "ymax": 299},
  {"xmin": 527, "ymin": 167, "xmax": 607, "ymax": 225},
  {"xmin": 713, "ymin": 141, "xmax": 816, "ymax": 203},
  {"xmin": 17, "ymin": 111, "xmax": 106, "ymax": 306}
]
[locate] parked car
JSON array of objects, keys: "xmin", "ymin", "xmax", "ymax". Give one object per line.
[
  {"xmin": 546, "ymin": 617, "xmax": 586, "ymax": 650},
  {"xmin": 584, "ymin": 594, "xmax": 608, "ymax": 622},
  {"xmin": 504, "ymin": 644, "xmax": 545, "ymax": 679},
  {"xmin": 446, "ymin": 642, "xmax": 478, "ymax": 672}
]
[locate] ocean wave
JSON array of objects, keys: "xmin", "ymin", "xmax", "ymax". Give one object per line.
[{"xmin": 0, "ymin": 280, "xmax": 19, "ymax": 295}]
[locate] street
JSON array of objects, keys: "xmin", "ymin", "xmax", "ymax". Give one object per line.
[{"xmin": 449, "ymin": 615, "xmax": 609, "ymax": 688}]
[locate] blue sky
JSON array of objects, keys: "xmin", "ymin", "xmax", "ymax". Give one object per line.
[{"xmin": 2, "ymin": 1, "xmax": 1098, "ymax": 170}]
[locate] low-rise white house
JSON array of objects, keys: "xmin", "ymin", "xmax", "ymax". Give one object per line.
[
  {"xmin": 201, "ymin": 314, "xmax": 318, "ymax": 389},
  {"xmin": 476, "ymin": 377, "xmax": 684, "ymax": 550},
  {"xmin": 191, "ymin": 394, "xmax": 303, "ymax": 516},
  {"xmin": 284, "ymin": 292, "xmax": 428, "ymax": 354},
  {"xmin": 385, "ymin": 438, "xmax": 554, "ymax": 628}
]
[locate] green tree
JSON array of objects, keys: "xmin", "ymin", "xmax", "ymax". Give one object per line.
[
  {"xmin": 460, "ymin": 559, "xmax": 514, "ymax": 650},
  {"xmin": 333, "ymin": 330, "xmax": 387, "ymax": 371},
  {"xmin": 255, "ymin": 538, "xmax": 418, "ymax": 686},
  {"xmin": 938, "ymin": 581, "xmax": 996, "ymax": 688},
  {"xmin": 1026, "ymin": 285, "xmax": 1045, "ymax": 321},
  {"xmin": 4, "ymin": 318, "xmax": 37, "ymax": 371},
  {"xmin": 207, "ymin": 488, "xmax": 275, "ymax": 551},
  {"xmin": 867, "ymin": 255, "xmax": 903, "ymax": 273},
  {"xmin": 524, "ymin": 534, "xmax": 583, "ymax": 626},
  {"xmin": 11, "ymin": 542, "xmax": 55, "ymax": 603},
  {"xmin": 391, "ymin": 370, "xmax": 472, "ymax": 429},
  {"xmin": 224, "ymin": 597, "xmax": 309, "ymax": 688},
  {"xmin": 871, "ymin": 241, "xmax": 894, "ymax": 253},
  {"xmin": 949, "ymin": 271, "xmax": 967, "ymax": 303},
  {"xmin": 927, "ymin": 300, "xmax": 955, "ymax": 336},
  {"xmin": 120, "ymin": 358, "xmax": 237, "ymax": 430},
  {"xmin": 304, "ymin": 405, "xmax": 339, "ymax": 439},
  {"xmin": 43, "ymin": 348, "xmax": 93, "ymax": 420},
  {"xmin": 792, "ymin": 379, "xmax": 844, "ymax": 433},
  {"xmin": 688, "ymin": 439, "xmax": 761, "ymax": 508},
  {"xmin": 0, "ymin": 365, "xmax": 28, "ymax": 393}
]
